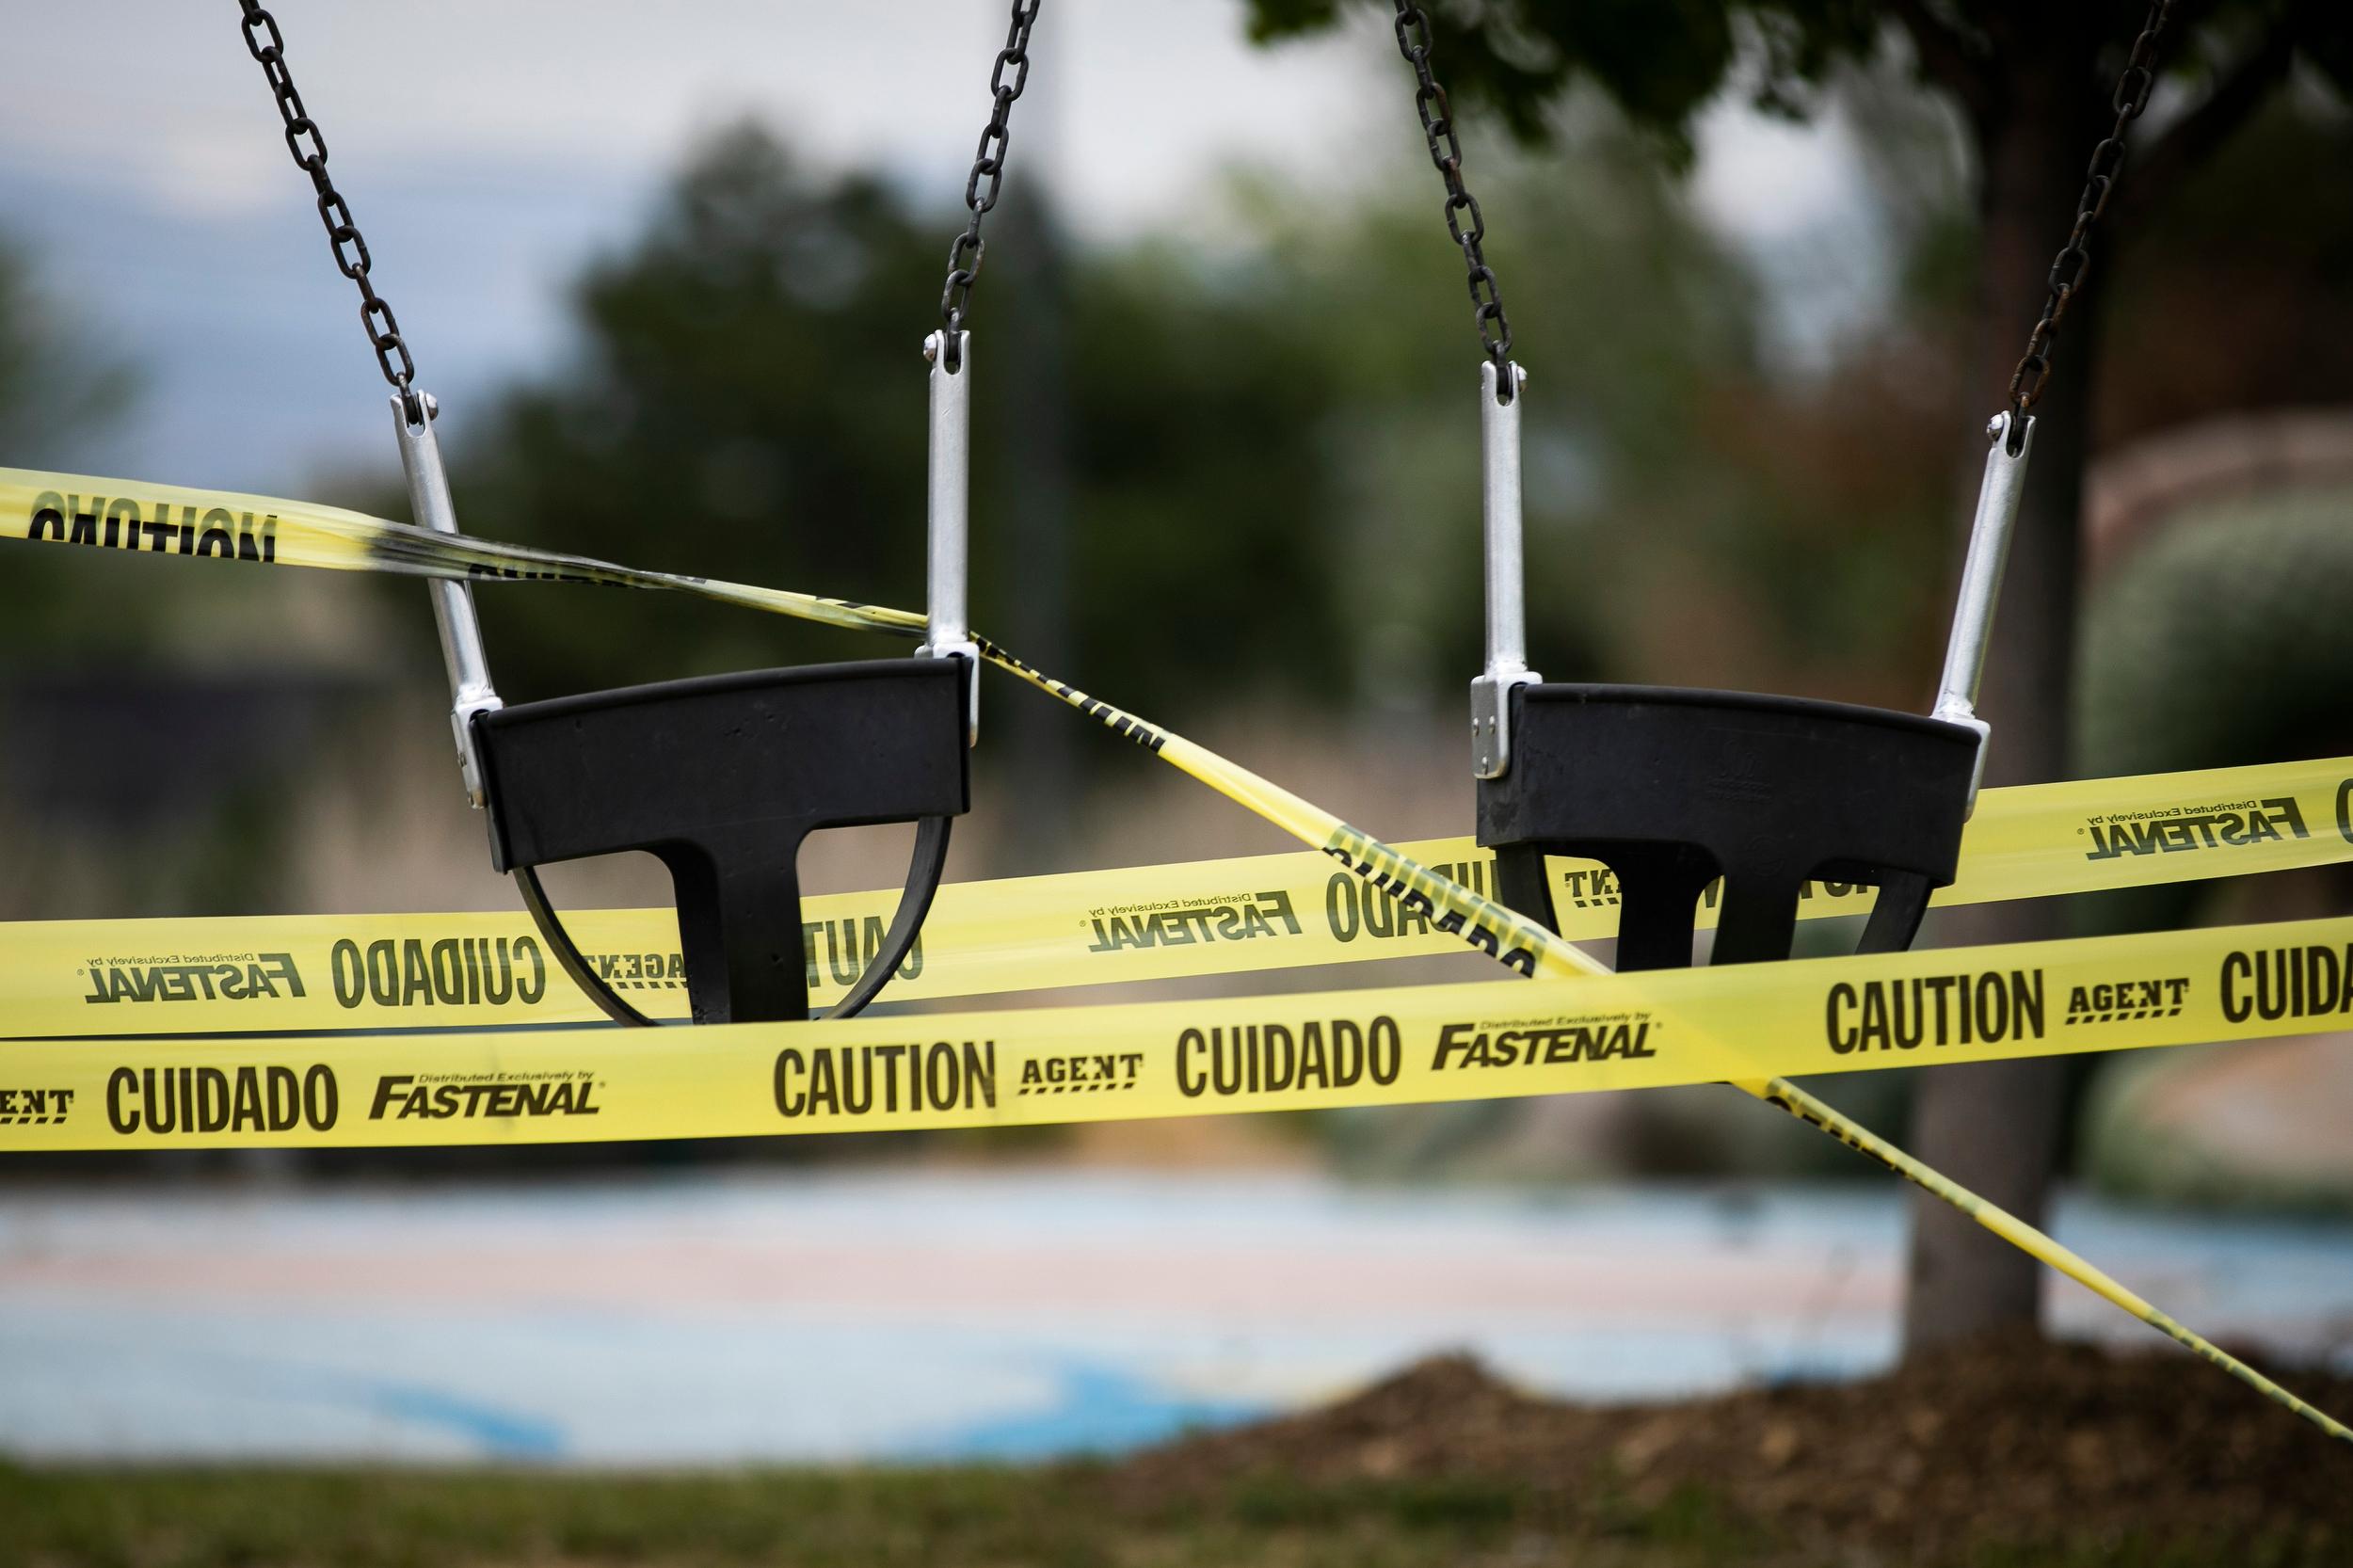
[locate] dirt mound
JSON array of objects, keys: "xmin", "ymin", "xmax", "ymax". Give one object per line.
[{"xmin": 1116, "ymin": 1336, "xmax": 2353, "ymax": 1557}]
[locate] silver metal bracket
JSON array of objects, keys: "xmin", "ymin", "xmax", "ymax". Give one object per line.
[
  {"xmin": 1471, "ymin": 668, "xmax": 1540, "ymax": 779},
  {"xmin": 1930, "ymin": 409, "xmax": 2036, "ymax": 814},
  {"xmin": 391, "ymin": 390, "xmax": 504, "ymax": 808},
  {"xmin": 920, "ymin": 329, "xmax": 980, "ymax": 745},
  {"xmin": 1472, "ymin": 359, "xmax": 1539, "ymax": 779}
]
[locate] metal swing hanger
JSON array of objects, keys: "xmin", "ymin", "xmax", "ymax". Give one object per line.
[
  {"xmin": 1935, "ymin": 0, "xmax": 2175, "ymax": 764},
  {"xmin": 1416, "ymin": 0, "xmax": 2172, "ymax": 968},
  {"xmin": 917, "ymin": 0, "xmax": 1046, "ymax": 722},
  {"xmin": 235, "ymin": 1, "xmax": 975, "ymax": 1026}
]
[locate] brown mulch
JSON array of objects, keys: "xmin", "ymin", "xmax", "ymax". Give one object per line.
[{"xmin": 1112, "ymin": 1336, "xmax": 2353, "ymax": 1558}]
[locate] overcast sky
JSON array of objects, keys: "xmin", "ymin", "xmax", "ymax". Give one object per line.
[{"xmin": 2, "ymin": 0, "xmax": 1870, "ymax": 494}]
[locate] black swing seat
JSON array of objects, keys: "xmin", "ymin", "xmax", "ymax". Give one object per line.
[
  {"xmin": 1478, "ymin": 684, "xmax": 1980, "ymax": 970},
  {"xmin": 472, "ymin": 658, "xmax": 969, "ymax": 1024}
]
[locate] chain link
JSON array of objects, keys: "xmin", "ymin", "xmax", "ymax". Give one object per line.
[
  {"xmin": 937, "ymin": 0, "xmax": 1043, "ymax": 372},
  {"xmin": 2007, "ymin": 0, "xmax": 2172, "ymax": 422},
  {"xmin": 237, "ymin": 0, "xmax": 421, "ymax": 419},
  {"xmin": 1390, "ymin": 3, "xmax": 1514, "ymax": 402}
]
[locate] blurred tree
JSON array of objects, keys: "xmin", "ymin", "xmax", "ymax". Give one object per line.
[
  {"xmin": 0, "ymin": 240, "xmax": 129, "ymax": 450},
  {"xmin": 452, "ymin": 123, "xmax": 1349, "ymax": 730},
  {"xmin": 454, "ymin": 127, "xmax": 949, "ymax": 700},
  {"xmin": 0, "ymin": 236, "xmax": 136, "ymax": 649},
  {"xmin": 0, "ymin": 235, "xmax": 325, "ymax": 931},
  {"xmin": 1244, "ymin": 0, "xmax": 2353, "ymax": 1352},
  {"xmin": 445, "ymin": 118, "xmax": 1800, "ymax": 787},
  {"xmin": 1249, "ymin": 125, "xmax": 1961, "ymax": 711},
  {"xmin": 2097, "ymin": 93, "xmax": 2353, "ymax": 442}
]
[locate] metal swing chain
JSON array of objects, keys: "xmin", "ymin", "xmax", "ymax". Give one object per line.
[
  {"xmin": 1390, "ymin": 3, "xmax": 1515, "ymax": 403},
  {"xmin": 1933, "ymin": 4, "xmax": 2176, "ymax": 792},
  {"xmin": 2006, "ymin": 0, "xmax": 2173, "ymax": 423},
  {"xmin": 236, "ymin": 0, "xmax": 421, "ymax": 422},
  {"xmin": 936, "ymin": 0, "xmax": 1043, "ymax": 373}
]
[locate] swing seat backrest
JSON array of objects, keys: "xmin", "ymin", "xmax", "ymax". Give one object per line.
[
  {"xmin": 1477, "ymin": 684, "xmax": 1980, "ymax": 969},
  {"xmin": 473, "ymin": 658, "xmax": 968, "ymax": 1023}
]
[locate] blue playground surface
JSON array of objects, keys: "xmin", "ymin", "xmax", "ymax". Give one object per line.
[{"xmin": 5, "ymin": 1170, "xmax": 2349, "ymax": 1464}]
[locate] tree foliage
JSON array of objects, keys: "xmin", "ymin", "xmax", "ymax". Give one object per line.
[
  {"xmin": 455, "ymin": 127, "xmax": 1346, "ymax": 718},
  {"xmin": 1247, "ymin": 2, "xmax": 2351, "ymax": 162},
  {"xmin": 450, "ymin": 121, "xmax": 1833, "ymax": 720},
  {"xmin": 0, "ymin": 239, "xmax": 136, "ymax": 653}
]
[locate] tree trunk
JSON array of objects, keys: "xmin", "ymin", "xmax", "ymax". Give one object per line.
[{"xmin": 1900, "ymin": 24, "xmax": 2108, "ymax": 1355}]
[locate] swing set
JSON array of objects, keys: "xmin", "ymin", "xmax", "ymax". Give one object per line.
[{"xmin": 4, "ymin": 0, "xmax": 2351, "ymax": 1448}]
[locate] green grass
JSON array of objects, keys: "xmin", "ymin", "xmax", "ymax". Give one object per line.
[{"xmin": 0, "ymin": 1462, "xmax": 2316, "ymax": 1568}]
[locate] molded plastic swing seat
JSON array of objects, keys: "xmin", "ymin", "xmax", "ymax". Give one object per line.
[
  {"xmin": 1478, "ymin": 684, "xmax": 1980, "ymax": 969},
  {"xmin": 472, "ymin": 659, "xmax": 969, "ymax": 1023}
]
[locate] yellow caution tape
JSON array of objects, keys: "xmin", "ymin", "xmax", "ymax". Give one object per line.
[
  {"xmin": 8, "ymin": 464, "xmax": 2348, "ymax": 1443},
  {"xmin": 1734, "ymin": 1074, "xmax": 2353, "ymax": 1444},
  {"xmin": 2, "ymin": 753, "xmax": 2347, "ymax": 1036},
  {"xmin": 0, "ymin": 750, "xmax": 2338, "ymax": 1037},
  {"xmin": 0, "ymin": 466, "xmax": 928, "ymax": 631},
  {"xmin": 2, "ymin": 910, "xmax": 2345, "ymax": 1151}
]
